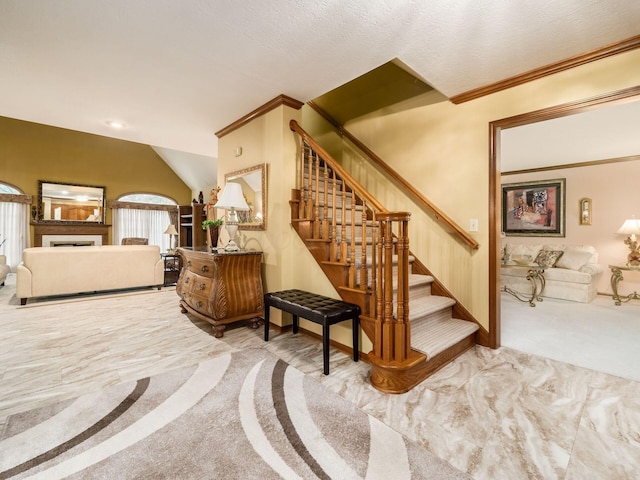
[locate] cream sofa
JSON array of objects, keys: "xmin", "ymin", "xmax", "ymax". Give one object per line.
[
  {"xmin": 501, "ymin": 244, "xmax": 602, "ymax": 303},
  {"xmin": 16, "ymin": 245, "xmax": 164, "ymax": 304},
  {"xmin": 0, "ymin": 255, "xmax": 10, "ymax": 286}
]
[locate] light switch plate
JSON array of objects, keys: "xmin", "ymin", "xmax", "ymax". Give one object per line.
[{"xmin": 469, "ymin": 219, "xmax": 478, "ymax": 232}]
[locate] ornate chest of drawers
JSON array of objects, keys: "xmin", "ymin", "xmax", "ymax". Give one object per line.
[{"xmin": 176, "ymin": 248, "xmax": 264, "ymax": 337}]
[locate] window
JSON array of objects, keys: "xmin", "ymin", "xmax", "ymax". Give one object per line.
[
  {"xmin": 0, "ymin": 182, "xmax": 31, "ymax": 270},
  {"xmin": 110, "ymin": 194, "xmax": 178, "ymax": 251},
  {"xmin": 118, "ymin": 193, "xmax": 176, "ymax": 205}
]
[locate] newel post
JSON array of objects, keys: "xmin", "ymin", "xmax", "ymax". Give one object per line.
[{"xmin": 374, "ymin": 212, "xmax": 411, "ymax": 362}]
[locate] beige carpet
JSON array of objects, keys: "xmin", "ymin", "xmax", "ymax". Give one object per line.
[
  {"xmin": 0, "ymin": 348, "xmax": 469, "ymax": 480},
  {"xmin": 501, "ymin": 292, "xmax": 640, "ymax": 382}
]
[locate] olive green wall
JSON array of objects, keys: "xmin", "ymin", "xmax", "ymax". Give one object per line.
[{"xmin": 0, "ymin": 116, "xmax": 192, "ymax": 243}]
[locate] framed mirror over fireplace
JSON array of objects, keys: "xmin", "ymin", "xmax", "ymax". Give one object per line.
[
  {"xmin": 38, "ymin": 180, "xmax": 106, "ymax": 223},
  {"xmin": 33, "ymin": 181, "xmax": 109, "ymax": 247}
]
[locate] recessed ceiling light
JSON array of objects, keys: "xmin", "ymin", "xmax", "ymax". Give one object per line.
[{"xmin": 106, "ymin": 121, "xmax": 126, "ymax": 129}]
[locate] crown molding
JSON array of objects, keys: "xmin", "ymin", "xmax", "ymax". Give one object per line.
[
  {"xmin": 450, "ymin": 34, "xmax": 640, "ymax": 104},
  {"xmin": 215, "ymin": 94, "xmax": 304, "ymax": 138}
]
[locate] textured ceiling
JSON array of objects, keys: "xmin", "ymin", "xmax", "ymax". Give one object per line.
[{"xmin": 2, "ymin": 0, "xmax": 640, "ymax": 163}]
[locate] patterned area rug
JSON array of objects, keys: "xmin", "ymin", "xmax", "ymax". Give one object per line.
[{"xmin": 0, "ymin": 349, "xmax": 468, "ymax": 480}]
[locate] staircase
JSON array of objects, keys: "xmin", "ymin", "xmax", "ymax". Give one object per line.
[{"xmin": 289, "ymin": 120, "xmax": 480, "ymax": 394}]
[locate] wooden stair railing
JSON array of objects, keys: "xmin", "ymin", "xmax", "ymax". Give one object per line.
[
  {"xmin": 307, "ymin": 101, "xmax": 479, "ymax": 250},
  {"xmin": 291, "ymin": 119, "xmax": 414, "ymax": 369},
  {"xmin": 290, "ymin": 120, "xmax": 483, "ymax": 393}
]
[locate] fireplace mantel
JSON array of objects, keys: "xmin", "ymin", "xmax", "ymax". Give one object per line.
[{"xmin": 32, "ymin": 223, "xmax": 111, "ymax": 247}]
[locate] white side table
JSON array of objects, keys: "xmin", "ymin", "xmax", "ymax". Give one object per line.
[{"xmin": 501, "ymin": 263, "xmax": 546, "ymax": 307}]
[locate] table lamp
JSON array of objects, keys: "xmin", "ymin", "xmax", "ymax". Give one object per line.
[
  {"xmin": 617, "ymin": 217, "xmax": 640, "ymax": 266},
  {"xmin": 214, "ymin": 183, "xmax": 249, "ymax": 251},
  {"xmin": 164, "ymin": 224, "xmax": 178, "ymax": 253}
]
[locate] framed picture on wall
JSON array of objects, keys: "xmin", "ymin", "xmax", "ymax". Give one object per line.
[{"xmin": 502, "ymin": 178, "xmax": 566, "ymax": 237}]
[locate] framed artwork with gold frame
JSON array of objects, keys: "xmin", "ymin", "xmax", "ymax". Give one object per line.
[{"xmin": 502, "ymin": 178, "xmax": 566, "ymax": 237}]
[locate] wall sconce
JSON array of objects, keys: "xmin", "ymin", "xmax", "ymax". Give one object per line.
[{"xmin": 579, "ymin": 198, "xmax": 592, "ymax": 225}]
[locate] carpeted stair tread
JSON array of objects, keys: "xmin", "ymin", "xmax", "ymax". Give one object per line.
[
  {"xmin": 411, "ymin": 318, "xmax": 479, "ymax": 360},
  {"xmin": 409, "ymin": 295, "xmax": 456, "ymax": 321},
  {"xmin": 409, "ymin": 273, "xmax": 434, "ymax": 288}
]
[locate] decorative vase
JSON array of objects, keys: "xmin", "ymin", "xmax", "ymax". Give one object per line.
[{"xmin": 208, "ymin": 225, "xmax": 219, "ymax": 250}]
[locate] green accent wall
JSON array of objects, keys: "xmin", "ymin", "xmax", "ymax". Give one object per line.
[{"xmin": 0, "ymin": 116, "xmax": 192, "ymax": 243}]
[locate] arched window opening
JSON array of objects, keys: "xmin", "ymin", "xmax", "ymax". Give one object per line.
[
  {"xmin": 117, "ymin": 193, "xmax": 177, "ymax": 205},
  {"xmin": 0, "ymin": 181, "xmax": 31, "ymax": 270},
  {"xmin": 0, "ymin": 183, "xmax": 21, "ymax": 194},
  {"xmin": 109, "ymin": 193, "xmax": 178, "ymax": 251}
]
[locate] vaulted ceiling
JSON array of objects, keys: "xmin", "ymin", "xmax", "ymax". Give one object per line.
[{"xmin": 1, "ymin": 1, "xmax": 640, "ymax": 185}]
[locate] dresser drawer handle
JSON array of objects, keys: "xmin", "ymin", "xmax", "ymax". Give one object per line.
[
  {"xmin": 195, "ymin": 301, "xmax": 203, "ymax": 309},
  {"xmin": 201, "ymin": 265, "xmax": 209, "ymax": 273},
  {"xmin": 185, "ymin": 277, "xmax": 189, "ymax": 284},
  {"xmin": 199, "ymin": 283, "xmax": 205, "ymax": 290}
]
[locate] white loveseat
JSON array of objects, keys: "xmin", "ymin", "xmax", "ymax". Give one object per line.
[
  {"xmin": 501, "ymin": 244, "xmax": 603, "ymax": 303},
  {"xmin": 16, "ymin": 245, "xmax": 164, "ymax": 304}
]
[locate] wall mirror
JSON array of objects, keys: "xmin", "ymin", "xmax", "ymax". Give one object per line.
[
  {"xmin": 38, "ymin": 180, "xmax": 106, "ymax": 223},
  {"xmin": 225, "ymin": 164, "xmax": 267, "ymax": 230}
]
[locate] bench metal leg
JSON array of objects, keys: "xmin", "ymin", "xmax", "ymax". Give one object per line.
[
  {"xmin": 264, "ymin": 305, "xmax": 270, "ymax": 341},
  {"xmin": 292, "ymin": 314, "xmax": 299, "ymax": 334},
  {"xmin": 352, "ymin": 316, "xmax": 359, "ymax": 362},
  {"xmin": 323, "ymin": 323, "xmax": 330, "ymax": 375}
]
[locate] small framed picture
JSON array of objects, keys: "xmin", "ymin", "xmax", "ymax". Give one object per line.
[{"xmin": 502, "ymin": 178, "xmax": 565, "ymax": 237}]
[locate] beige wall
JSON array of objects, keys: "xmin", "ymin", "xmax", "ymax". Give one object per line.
[
  {"xmin": 216, "ymin": 105, "xmax": 371, "ymax": 349},
  {"xmin": 0, "ymin": 116, "xmax": 192, "ymax": 243},
  {"xmin": 303, "ymin": 48, "xmax": 640, "ymax": 332},
  {"xmin": 503, "ymin": 160, "xmax": 640, "ymax": 295}
]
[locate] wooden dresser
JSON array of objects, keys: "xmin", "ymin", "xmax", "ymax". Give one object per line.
[{"xmin": 176, "ymin": 248, "xmax": 264, "ymax": 338}]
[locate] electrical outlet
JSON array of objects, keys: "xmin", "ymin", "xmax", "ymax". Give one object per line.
[{"xmin": 469, "ymin": 219, "xmax": 479, "ymax": 232}]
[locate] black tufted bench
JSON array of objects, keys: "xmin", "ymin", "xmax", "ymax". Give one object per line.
[{"xmin": 264, "ymin": 289, "xmax": 360, "ymax": 375}]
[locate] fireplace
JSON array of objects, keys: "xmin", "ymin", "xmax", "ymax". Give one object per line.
[
  {"xmin": 50, "ymin": 240, "xmax": 96, "ymax": 247},
  {"xmin": 33, "ymin": 223, "xmax": 110, "ymax": 247}
]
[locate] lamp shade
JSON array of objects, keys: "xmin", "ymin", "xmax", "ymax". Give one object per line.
[
  {"xmin": 164, "ymin": 224, "xmax": 178, "ymax": 235},
  {"xmin": 617, "ymin": 218, "xmax": 640, "ymax": 235},
  {"xmin": 214, "ymin": 183, "xmax": 249, "ymax": 211}
]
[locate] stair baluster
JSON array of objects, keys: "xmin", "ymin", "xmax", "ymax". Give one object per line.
[
  {"xmin": 321, "ymin": 161, "xmax": 329, "ymax": 239},
  {"xmin": 348, "ymin": 191, "xmax": 357, "ymax": 288},
  {"xmin": 302, "ymin": 147, "xmax": 313, "ymax": 220},
  {"xmin": 299, "ymin": 145, "xmax": 307, "ymax": 219},
  {"xmin": 313, "ymin": 153, "xmax": 321, "ymax": 238},
  {"xmin": 370, "ymin": 211, "xmax": 378, "ymax": 316},
  {"xmin": 340, "ymin": 178, "xmax": 347, "ymax": 263},
  {"xmin": 360, "ymin": 200, "xmax": 368, "ymax": 291},
  {"xmin": 329, "ymin": 169, "xmax": 338, "ymax": 262}
]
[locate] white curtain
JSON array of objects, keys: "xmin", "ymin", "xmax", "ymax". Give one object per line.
[
  {"xmin": 0, "ymin": 201, "xmax": 31, "ymax": 270},
  {"xmin": 112, "ymin": 208, "xmax": 171, "ymax": 252}
]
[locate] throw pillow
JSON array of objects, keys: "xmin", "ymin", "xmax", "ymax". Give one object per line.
[
  {"xmin": 535, "ymin": 250, "xmax": 564, "ymax": 268},
  {"xmin": 555, "ymin": 250, "xmax": 592, "ymax": 271}
]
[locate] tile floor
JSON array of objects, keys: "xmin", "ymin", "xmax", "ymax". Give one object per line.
[{"xmin": 1, "ymin": 275, "xmax": 639, "ymax": 479}]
